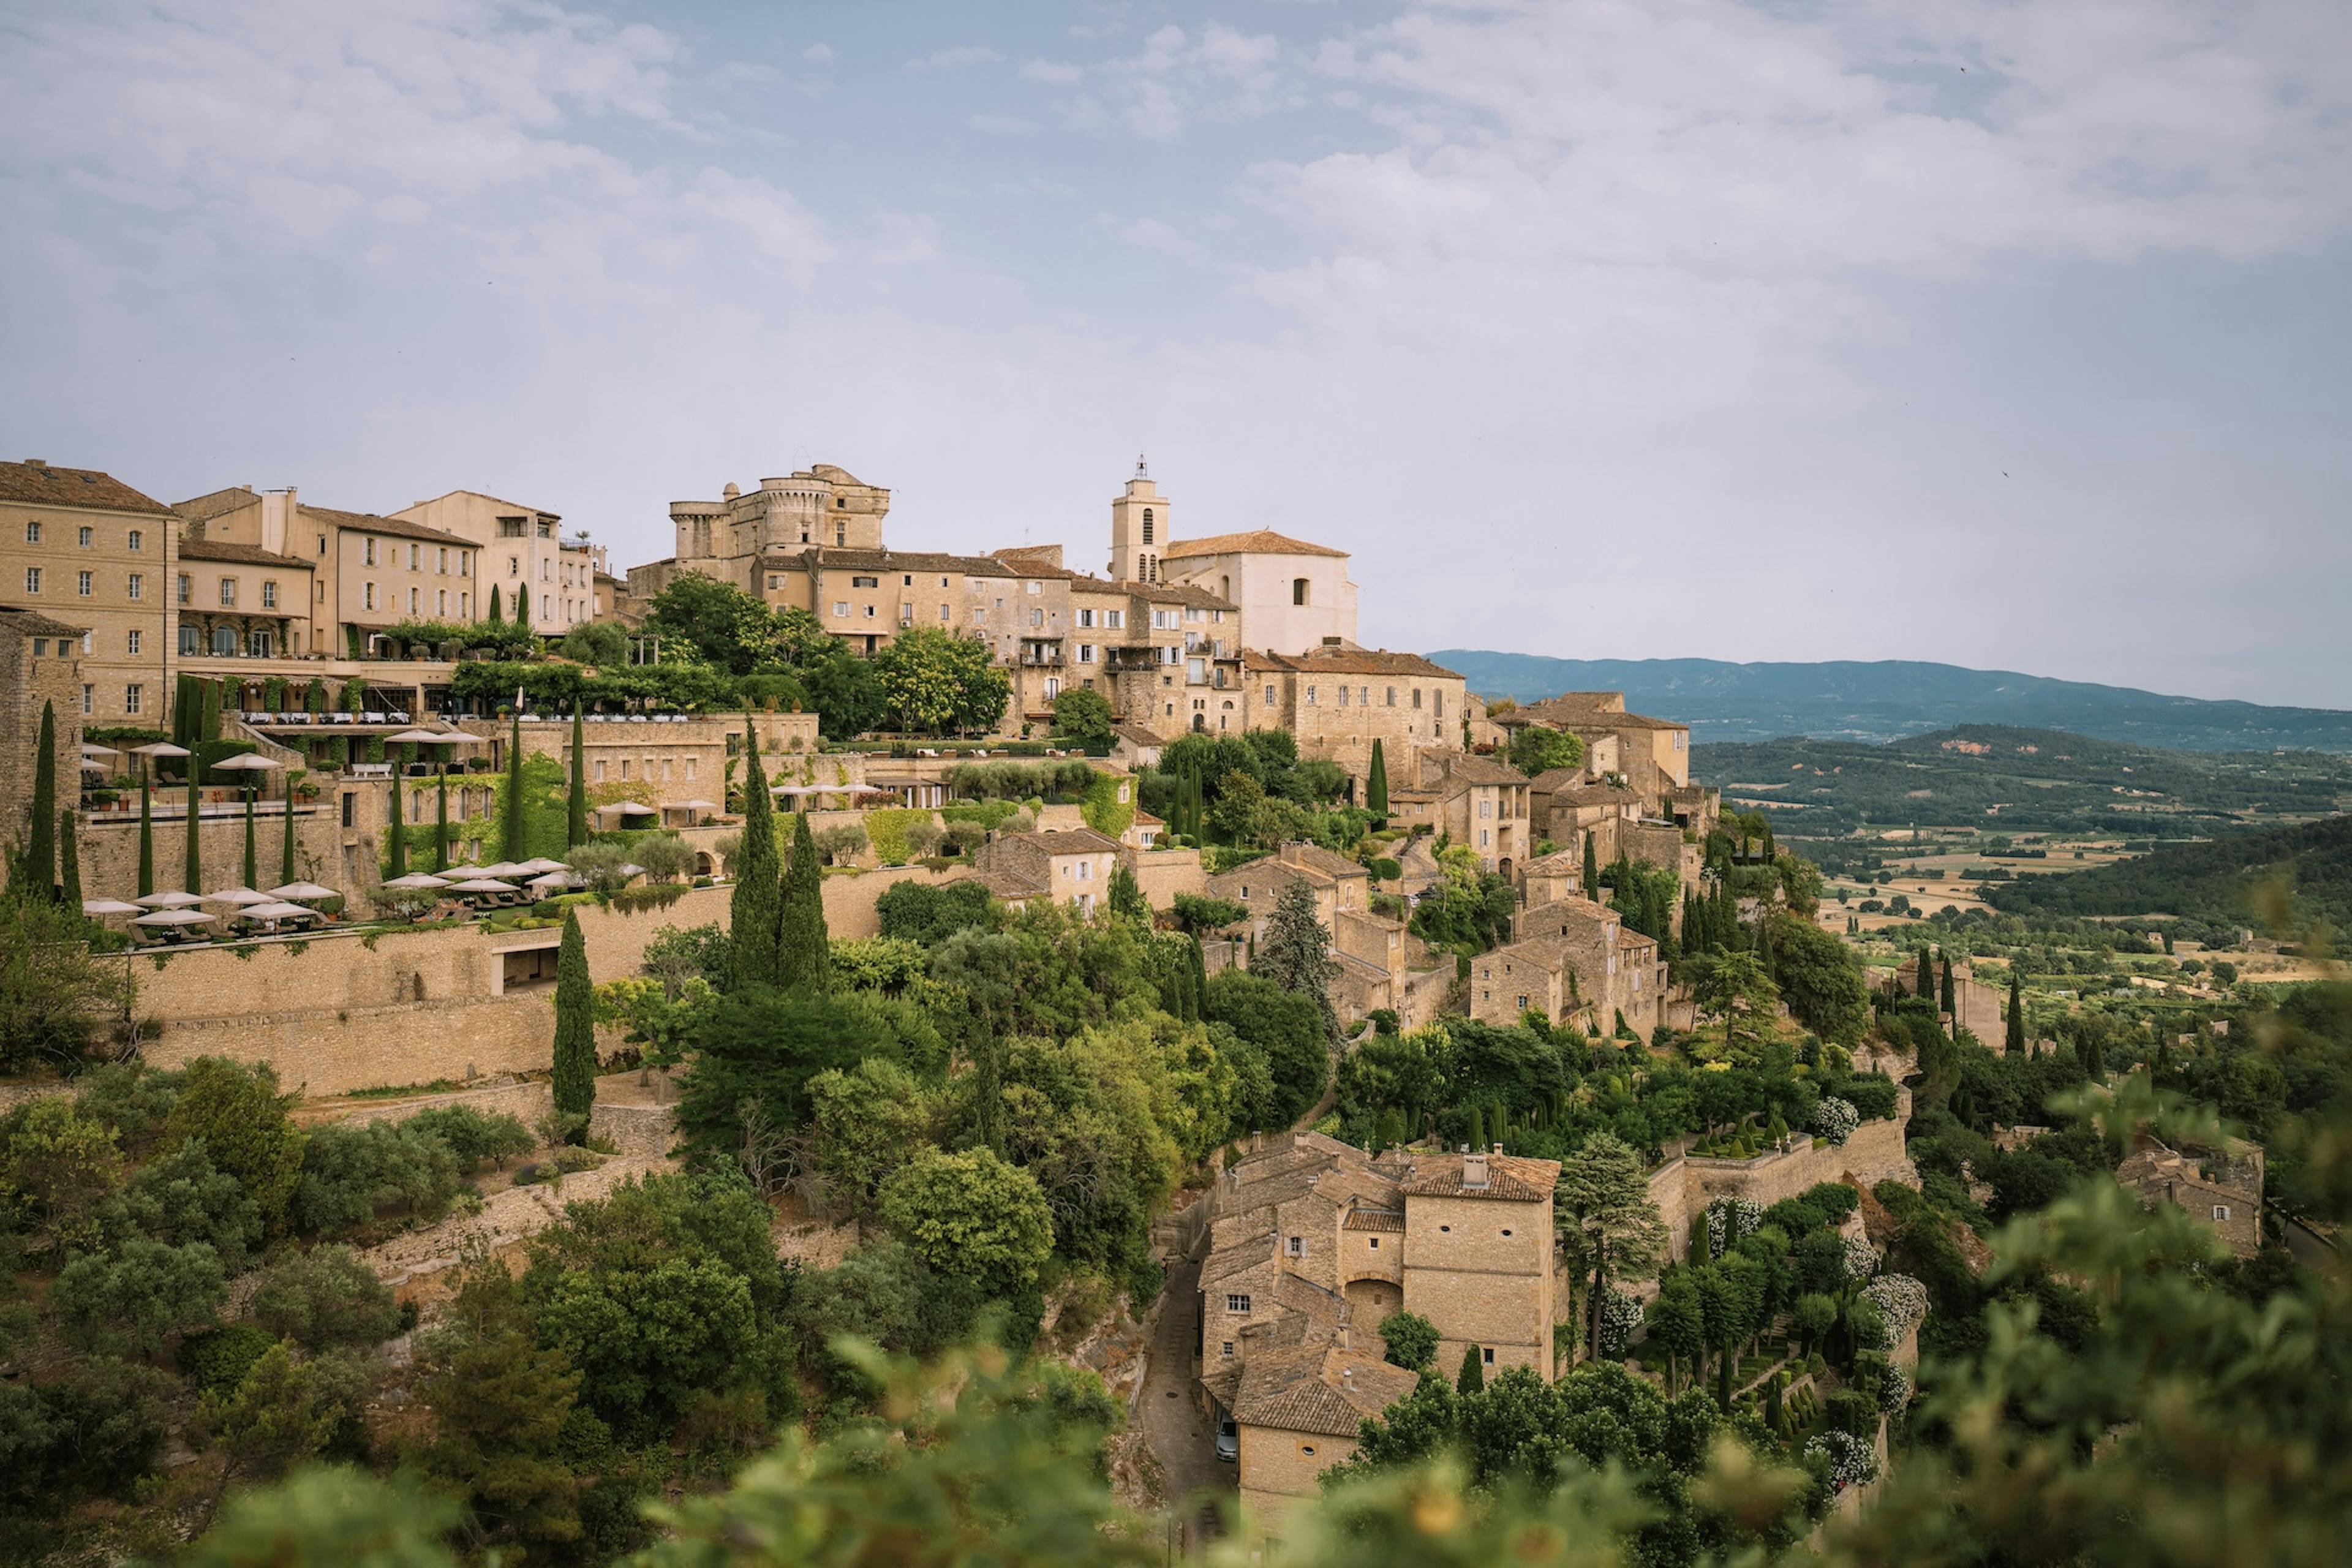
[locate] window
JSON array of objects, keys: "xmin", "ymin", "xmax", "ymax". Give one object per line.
[
  {"xmin": 437, "ymin": 547, "xmax": 448, "ymax": 574},
  {"xmin": 1338, "ymin": 685, "xmax": 1349, "ymax": 707},
  {"xmin": 1368, "ymin": 1237, "xmax": 1379, "ymax": 1250},
  {"xmin": 364, "ymin": 582, "xmax": 377, "ymax": 610},
  {"xmin": 851, "ymin": 575, "xmax": 878, "ymax": 589},
  {"xmin": 126, "ymin": 572, "xmax": 143, "ymax": 600},
  {"xmin": 1026, "ymin": 579, "xmax": 1041, "ymax": 595},
  {"xmin": 125, "ymin": 683, "xmax": 146, "ymax": 714},
  {"xmin": 126, "ymin": 629, "xmax": 141, "ymax": 655},
  {"xmin": 409, "ymin": 543, "xmax": 421, "ymax": 570},
  {"xmin": 1306, "ymin": 685, "xmax": 1317, "ymax": 706},
  {"xmin": 1105, "ymin": 609, "xmax": 1123, "ymax": 628},
  {"xmin": 540, "ymin": 560, "xmax": 551, "ymax": 581},
  {"xmin": 219, "ymin": 577, "xmax": 236, "ymax": 606},
  {"xmin": 78, "ymin": 526, "xmax": 92, "ymax": 548},
  {"xmin": 864, "ymin": 604, "xmax": 875, "ymax": 618},
  {"xmin": 249, "ymin": 629, "xmax": 272, "ymax": 657},
  {"xmin": 1300, "ymin": 1444, "xmax": 1316, "ymax": 1457},
  {"xmin": 1079, "ymin": 644, "xmax": 1096, "ymax": 663},
  {"xmin": 1226, "ymin": 1294, "xmax": 1251, "ymax": 1314},
  {"xmin": 2214, "ymin": 1205, "xmax": 2231, "ymax": 1221},
  {"xmin": 1482, "ymin": 1348, "xmax": 1495, "ymax": 1365},
  {"xmin": 342, "ymin": 793, "xmax": 356, "ymax": 827},
  {"xmin": 620, "ymin": 760, "xmax": 631, "ymax": 780},
  {"xmin": 1285, "ymin": 1235, "xmax": 1305, "ymax": 1257},
  {"xmin": 459, "ymin": 592, "xmax": 469, "ymax": 616},
  {"xmin": 437, "ymin": 589, "xmax": 448, "ymax": 616},
  {"xmin": 938, "ymin": 603, "xmax": 949, "ymax": 622},
  {"xmin": 364, "ymin": 537, "xmax": 377, "ymax": 566},
  {"xmin": 179, "ymin": 625, "xmax": 198, "ymax": 655},
  {"xmin": 211, "ymin": 626, "xmax": 235, "ymax": 655},
  {"xmin": 1141, "ymin": 506, "xmax": 1153, "ymax": 543},
  {"xmin": 1221, "ymin": 1341, "xmax": 1234, "ymax": 1357},
  {"xmin": 77, "ymin": 570, "xmax": 92, "ymax": 597},
  {"xmin": 409, "ymin": 587, "xmax": 420, "ymax": 613},
  {"xmin": 835, "ymin": 522, "xmax": 845, "ymax": 546},
  {"xmin": 1078, "ymin": 608, "xmax": 1093, "ymax": 627},
  {"xmin": 509, "ymin": 555, "xmax": 520, "ymax": 576},
  {"xmin": 177, "ymin": 573, "xmax": 191, "ymax": 604},
  {"xmin": 594, "ymin": 760, "xmax": 607, "ymax": 782},
  {"xmin": 499, "ymin": 517, "xmax": 526, "ymax": 538},
  {"xmin": 1412, "ymin": 688, "xmax": 1423, "ymax": 709},
  {"xmin": 1292, "ymin": 577, "xmax": 1310, "ymax": 606},
  {"xmin": 1264, "ymin": 684, "xmax": 1275, "ymax": 704},
  {"xmin": 23, "ymin": 521, "xmax": 37, "ymax": 543},
  {"xmin": 127, "ymin": 529, "xmax": 142, "ymax": 551},
  {"xmin": 81, "ymin": 684, "xmax": 92, "ymax": 715},
  {"xmin": 262, "ymin": 580, "xmax": 277, "ymax": 609}
]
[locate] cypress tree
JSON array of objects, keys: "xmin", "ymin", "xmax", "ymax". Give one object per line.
[
  {"xmin": 243, "ymin": 786, "xmax": 259, "ymax": 888},
  {"xmin": 2083, "ymin": 1033, "xmax": 2105, "ymax": 1081},
  {"xmin": 24, "ymin": 701, "xmax": 58, "ymax": 897},
  {"xmin": 488, "ymin": 584, "xmax": 503, "ymax": 624},
  {"xmin": 516, "ymin": 583, "xmax": 530, "ymax": 625},
  {"xmin": 386, "ymin": 775, "xmax": 407, "ymax": 879},
  {"xmin": 184, "ymin": 774, "xmax": 202, "ymax": 892},
  {"xmin": 728, "ymin": 717, "xmax": 782, "ymax": 991},
  {"xmin": 200, "ymin": 678, "xmax": 222, "ymax": 743},
  {"xmin": 1456, "ymin": 1344, "xmax": 1485, "ymax": 1396},
  {"xmin": 1917, "ymin": 949, "xmax": 1936, "ymax": 1000},
  {"xmin": 551, "ymin": 908, "xmax": 596, "ymax": 1131},
  {"xmin": 567, "ymin": 702, "xmax": 587, "ymax": 849},
  {"xmin": 1464, "ymin": 1103, "xmax": 1487, "ymax": 1153},
  {"xmin": 59, "ymin": 809, "xmax": 81, "ymax": 910},
  {"xmin": 777, "ymin": 811, "xmax": 833, "ymax": 993},
  {"xmin": 1582, "ymin": 829, "xmax": 1600, "ymax": 897},
  {"xmin": 1366, "ymin": 739, "xmax": 1389, "ymax": 818},
  {"xmin": 137, "ymin": 781, "xmax": 155, "ymax": 897},
  {"xmin": 1940, "ymin": 952, "xmax": 1956, "ymax": 1016},
  {"xmin": 281, "ymin": 783, "xmax": 298, "ymax": 887},
  {"xmin": 434, "ymin": 773, "xmax": 450, "ymax": 873},
  {"xmin": 2005, "ymin": 971, "xmax": 2026, "ymax": 1055},
  {"xmin": 500, "ymin": 709, "xmax": 527, "ymax": 861}
]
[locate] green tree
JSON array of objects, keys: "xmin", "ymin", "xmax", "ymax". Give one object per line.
[
  {"xmin": 0, "ymin": 895, "xmax": 135, "ymax": 1073},
  {"xmin": 206, "ymin": 1343, "xmax": 372, "ymax": 1486},
  {"xmin": 644, "ymin": 571, "xmax": 786, "ymax": 674},
  {"xmin": 1791, "ymin": 1290, "xmax": 1838, "ymax": 1358},
  {"xmin": 500, "ymin": 709, "xmax": 527, "ymax": 861},
  {"xmin": 185, "ymin": 771, "xmax": 203, "ymax": 892},
  {"xmin": 809, "ymin": 1058, "xmax": 937, "ymax": 1219},
  {"xmin": 1366, "ymin": 737, "xmax": 1389, "ymax": 817},
  {"xmin": 23, "ymin": 700, "xmax": 57, "ymax": 897},
  {"xmin": 1107, "ymin": 862, "xmax": 1150, "ymax": 922},
  {"xmin": 2006, "ymin": 969, "xmax": 2026, "ymax": 1054},
  {"xmin": 1643, "ymin": 1275, "xmax": 1705, "ymax": 1395},
  {"xmin": 161, "ymin": 1057, "xmax": 306, "ymax": 1234},
  {"xmin": 433, "ymin": 772, "xmax": 450, "ymax": 873},
  {"xmin": 874, "ymin": 626, "xmax": 1011, "ymax": 736},
  {"xmin": 1455, "ymin": 1343, "xmax": 1485, "ymax": 1395},
  {"xmin": 488, "ymin": 582, "xmax": 503, "ymax": 622},
  {"xmin": 552, "ymin": 910, "xmax": 597, "ymax": 1128},
  {"xmin": 1558, "ymin": 1131, "xmax": 1668, "ymax": 1364},
  {"xmin": 1940, "ymin": 951, "xmax": 1956, "ymax": 1015},
  {"xmin": 284, "ymin": 776, "xmax": 301, "ymax": 884},
  {"xmin": 777, "ymin": 811, "xmax": 833, "ymax": 994},
  {"xmin": 1257, "ymin": 878, "xmax": 1343, "ymax": 1050},
  {"xmin": 51, "ymin": 1237, "xmax": 225, "ymax": 1357},
  {"xmin": 567, "ymin": 703, "xmax": 587, "ymax": 848},
  {"xmin": 1771, "ymin": 913, "xmax": 1871, "ymax": 1045},
  {"xmin": 1377, "ymin": 1309, "xmax": 1439, "ymax": 1371},
  {"xmin": 1050, "ymin": 686, "xmax": 1116, "ymax": 747},
  {"xmin": 58, "ymin": 807, "xmax": 81, "ymax": 910},
  {"xmin": 515, "ymin": 582, "xmax": 529, "ymax": 624},
  {"xmin": 1507, "ymin": 725, "xmax": 1584, "ymax": 779},
  {"xmin": 729, "ymin": 718, "xmax": 782, "ymax": 992},
  {"xmin": 1205, "ymin": 968, "xmax": 1329, "ymax": 1129},
  {"xmin": 1, "ymin": 1095, "xmax": 123, "ymax": 1251},
  {"xmin": 1687, "ymin": 949, "xmax": 1780, "ymax": 1063},
  {"xmin": 879, "ymin": 1145, "xmax": 1055, "ymax": 1298},
  {"xmin": 1583, "ymin": 827, "xmax": 1600, "ymax": 896},
  {"xmin": 138, "ymin": 779, "xmax": 155, "ymax": 897}
]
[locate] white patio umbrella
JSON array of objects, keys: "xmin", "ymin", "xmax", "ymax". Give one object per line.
[
  {"xmin": 128, "ymin": 741, "xmax": 192, "ymax": 759},
  {"xmin": 474, "ymin": 861, "xmax": 528, "ymax": 878},
  {"xmin": 82, "ymin": 898, "xmax": 141, "ymax": 916},
  {"xmin": 382, "ymin": 872, "xmax": 453, "ymax": 891},
  {"xmin": 81, "ymin": 741, "xmax": 120, "ymax": 759},
  {"xmin": 617, "ymin": 863, "xmax": 646, "ymax": 878},
  {"xmin": 443, "ymin": 877, "xmax": 519, "ymax": 894},
  {"xmin": 528, "ymin": 870, "xmax": 582, "ymax": 891},
  {"xmin": 207, "ymin": 887, "xmax": 271, "ymax": 906},
  {"xmin": 241, "ymin": 901, "xmax": 318, "ymax": 922},
  {"xmin": 517, "ymin": 857, "xmax": 570, "ymax": 875},
  {"xmin": 266, "ymin": 881, "xmax": 339, "ymax": 900},
  {"xmin": 133, "ymin": 908, "xmax": 216, "ymax": 926},
  {"xmin": 211, "ymin": 753, "xmax": 283, "ymax": 775},
  {"xmin": 135, "ymin": 889, "xmax": 207, "ymax": 908},
  {"xmin": 386, "ymin": 728, "xmax": 469, "ymax": 745}
]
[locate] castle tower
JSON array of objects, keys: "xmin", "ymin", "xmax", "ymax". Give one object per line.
[{"xmin": 1108, "ymin": 456, "xmax": 1166, "ymax": 585}]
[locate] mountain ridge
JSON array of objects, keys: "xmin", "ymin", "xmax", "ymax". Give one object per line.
[{"xmin": 1431, "ymin": 652, "xmax": 2352, "ymax": 753}]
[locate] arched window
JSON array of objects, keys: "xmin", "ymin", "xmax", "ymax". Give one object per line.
[
  {"xmin": 211, "ymin": 625, "xmax": 236, "ymax": 656},
  {"xmin": 1142, "ymin": 507, "xmax": 1154, "ymax": 543},
  {"xmin": 1292, "ymin": 578, "xmax": 1310, "ymax": 606},
  {"xmin": 179, "ymin": 625, "xmax": 199, "ymax": 655}
]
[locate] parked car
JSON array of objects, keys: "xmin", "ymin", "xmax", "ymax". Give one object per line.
[{"xmin": 1214, "ymin": 1414, "xmax": 1238, "ymax": 1463}]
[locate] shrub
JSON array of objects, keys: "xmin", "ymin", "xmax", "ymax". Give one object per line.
[
  {"xmin": 249, "ymin": 1245, "xmax": 404, "ymax": 1351},
  {"xmin": 161, "ymin": 1058, "xmax": 306, "ymax": 1234},
  {"xmin": 52, "ymin": 1238, "xmax": 226, "ymax": 1356},
  {"xmin": 1814, "ymin": 1096, "xmax": 1860, "ymax": 1146},
  {"xmin": 404, "ymin": 1106, "xmax": 535, "ymax": 1171},
  {"xmin": 1377, "ymin": 1310, "xmax": 1439, "ymax": 1371},
  {"xmin": 290, "ymin": 1120, "xmax": 462, "ymax": 1237},
  {"xmin": 813, "ymin": 823, "xmax": 869, "ymax": 866},
  {"xmin": 180, "ymin": 1325, "xmax": 279, "ymax": 1397}
]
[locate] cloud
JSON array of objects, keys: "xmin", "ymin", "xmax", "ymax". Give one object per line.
[
  {"xmin": 908, "ymin": 45, "xmax": 1003, "ymax": 70},
  {"xmin": 802, "ymin": 42, "xmax": 834, "ymax": 64},
  {"xmin": 1020, "ymin": 59, "xmax": 1085, "ymax": 86},
  {"xmin": 969, "ymin": 112, "xmax": 1040, "ymax": 135}
]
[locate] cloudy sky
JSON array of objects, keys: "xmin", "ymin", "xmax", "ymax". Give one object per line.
[{"xmin": 4, "ymin": 1, "xmax": 2348, "ymax": 705}]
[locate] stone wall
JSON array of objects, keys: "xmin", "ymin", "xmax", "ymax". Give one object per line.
[
  {"xmin": 1649, "ymin": 1099, "xmax": 1917, "ymax": 1265},
  {"xmin": 78, "ymin": 801, "xmax": 349, "ymax": 902},
  {"xmin": 1120, "ymin": 846, "xmax": 1208, "ymax": 908}
]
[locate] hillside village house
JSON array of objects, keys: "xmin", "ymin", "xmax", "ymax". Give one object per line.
[
  {"xmin": 391, "ymin": 491, "xmax": 607, "ymax": 636},
  {"xmin": 1197, "ymin": 1134, "xmax": 1559, "ymax": 1531},
  {"xmin": 1246, "ymin": 645, "xmax": 1468, "ymax": 788},
  {"xmin": 971, "ymin": 827, "xmax": 1123, "ymax": 914},
  {"xmin": 1474, "ymin": 894, "xmax": 1667, "ymax": 1039},
  {"xmin": 2117, "ymin": 1133, "xmax": 2264, "ymax": 1258},
  {"xmin": 1207, "ymin": 841, "xmax": 1451, "ymax": 1028},
  {"xmin": 0, "ymin": 606, "xmax": 89, "ymax": 845},
  {"xmin": 1494, "ymin": 693, "xmax": 1694, "ymax": 815},
  {"xmin": 0, "ymin": 461, "xmax": 180, "ymax": 726},
  {"xmin": 1388, "ymin": 747, "xmax": 1532, "ymax": 876}
]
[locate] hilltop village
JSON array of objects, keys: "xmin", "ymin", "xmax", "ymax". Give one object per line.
[{"xmin": 0, "ymin": 453, "xmax": 2298, "ymax": 1558}]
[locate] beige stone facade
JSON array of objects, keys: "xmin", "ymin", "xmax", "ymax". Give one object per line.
[
  {"xmin": 0, "ymin": 606, "xmax": 88, "ymax": 850},
  {"xmin": 2116, "ymin": 1134, "xmax": 2263, "ymax": 1258},
  {"xmin": 1646, "ymin": 1093, "xmax": 1917, "ymax": 1265},
  {"xmin": 1245, "ymin": 647, "xmax": 1466, "ymax": 788},
  {"xmin": 1206, "ymin": 842, "xmax": 1450, "ymax": 1028},
  {"xmin": 1494, "ymin": 692, "xmax": 1695, "ymax": 816},
  {"xmin": 1157, "ymin": 520, "xmax": 1358, "ymax": 657},
  {"xmin": 1389, "ymin": 747, "xmax": 1531, "ymax": 875},
  {"xmin": 636, "ymin": 466, "xmax": 891, "ymax": 600},
  {"xmin": 0, "ymin": 461, "xmax": 179, "ymax": 726},
  {"xmin": 1477, "ymin": 894, "xmax": 1666, "ymax": 1039},
  {"xmin": 391, "ymin": 491, "xmax": 607, "ymax": 636},
  {"xmin": 971, "ymin": 827, "xmax": 1122, "ymax": 913}
]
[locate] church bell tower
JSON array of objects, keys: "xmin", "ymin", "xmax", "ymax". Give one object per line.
[{"xmin": 1109, "ymin": 456, "xmax": 1167, "ymax": 584}]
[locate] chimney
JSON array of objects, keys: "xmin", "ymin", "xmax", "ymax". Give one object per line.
[
  {"xmin": 1463, "ymin": 1150, "xmax": 1490, "ymax": 1191},
  {"xmin": 261, "ymin": 488, "xmax": 295, "ymax": 556}
]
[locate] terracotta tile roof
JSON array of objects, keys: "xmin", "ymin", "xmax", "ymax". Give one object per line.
[
  {"xmin": 814, "ymin": 546, "xmax": 1011, "ymax": 576},
  {"xmin": 1528, "ymin": 767, "xmax": 1594, "ymax": 793},
  {"xmin": 0, "ymin": 605, "xmax": 91, "ymax": 639},
  {"xmin": 298, "ymin": 504, "xmax": 475, "ymax": 548},
  {"xmin": 983, "ymin": 547, "xmax": 1082, "ymax": 580},
  {"xmin": 1429, "ymin": 752, "xmax": 1526, "ymax": 789},
  {"xmin": 1281, "ymin": 842, "xmax": 1368, "ymax": 880},
  {"xmin": 177, "ymin": 537, "xmax": 314, "ymax": 570},
  {"xmin": 1549, "ymin": 784, "xmax": 1643, "ymax": 807},
  {"xmin": 1026, "ymin": 827, "xmax": 1122, "ymax": 856},
  {"xmin": 1401, "ymin": 1152, "xmax": 1561, "ymax": 1202},
  {"xmin": 0, "ymin": 461, "xmax": 173, "ymax": 516},
  {"xmin": 1521, "ymin": 894, "xmax": 1615, "ymax": 924},
  {"xmin": 1520, "ymin": 848, "xmax": 1585, "ymax": 873},
  {"xmin": 404, "ymin": 488, "xmax": 557, "ymax": 519},
  {"xmin": 1250, "ymin": 646, "xmax": 1462, "ymax": 680},
  {"xmin": 1341, "ymin": 1207, "xmax": 1404, "ymax": 1232},
  {"xmin": 173, "ymin": 485, "xmax": 262, "ymax": 523},
  {"xmin": 1162, "ymin": 528, "xmax": 1348, "ymax": 561},
  {"xmin": 1114, "ymin": 723, "xmax": 1167, "ymax": 747},
  {"xmin": 1230, "ymin": 1341, "xmax": 1418, "ymax": 1437}
]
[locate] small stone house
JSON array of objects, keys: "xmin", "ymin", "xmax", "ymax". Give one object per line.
[
  {"xmin": 2116, "ymin": 1133, "xmax": 2264, "ymax": 1258},
  {"xmin": 1476, "ymin": 895, "xmax": 1665, "ymax": 1038},
  {"xmin": 970, "ymin": 827, "xmax": 1121, "ymax": 914}
]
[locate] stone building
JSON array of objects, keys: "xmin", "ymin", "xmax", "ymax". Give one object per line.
[
  {"xmin": 971, "ymin": 827, "xmax": 1121, "ymax": 914},
  {"xmin": 2116, "ymin": 1133, "xmax": 2263, "ymax": 1258},
  {"xmin": 391, "ymin": 491, "xmax": 606, "ymax": 636},
  {"xmin": 0, "ymin": 460, "xmax": 179, "ymax": 726},
  {"xmin": 1196, "ymin": 1133, "xmax": 1559, "ymax": 1531},
  {"xmin": 0, "ymin": 606, "xmax": 88, "ymax": 849},
  {"xmin": 1473, "ymin": 894, "xmax": 1665, "ymax": 1038},
  {"xmin": 1387, "ymin": 747, "xmax": 1531, "ymax": 875},
  {"xmin": 1102, "ymin": 459, "xmax": 1356, "ymax": 655},
  {"xmin": 1245, "ymin": 646, "xmax": 1466, "ymax": 786},
  {"xmin": 633, "ymin": 466, "xmax": 892, "ymax": 599},
  {"xmin": 1207, "ymin": 841, "xmax": 1451, "ymax": 1028},
  {"xmin": 1494, "ymin": 692, "xmax": 1694, "ymax": 817}
]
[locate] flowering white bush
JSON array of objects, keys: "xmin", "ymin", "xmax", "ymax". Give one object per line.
[
  {"xmin": 1703, "ymin": 1196, "xmax": 1763, "ymax": 1259},
  {"xmin": 1599, "ymin": 1287, "xmax": 1645, "ymax": 1360},
  {"xmin": 1864, "ymin": 1273, "xmax": 1930, "ymax": 1344},
  {"xmin": 1879, "ymin": 1361, "xmax": 1913, "ymax": 1415},
  {"xmin": 1804, "ymin": 1429, "xmax": 1878, "ymax": 1490},
  {"xmin": 1842, "ymin": 1234, "xmax": 1882, "ymax": 1282},
  {"xmin": 1814, "ymin": 1096, "xmax": 1860, "ymax": 1146}
]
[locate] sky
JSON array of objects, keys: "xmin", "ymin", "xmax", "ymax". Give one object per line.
[{"xmin": 3, "ymin": 0, "xmax": 2348, "ymax": 707}]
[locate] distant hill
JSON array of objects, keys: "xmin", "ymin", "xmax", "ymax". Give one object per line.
[
  {"xmin": 1988, "ymin": 813, "xmax": 2352, "ymax": 937},
  {"xmin": 1430, "ymin": 653, "xmax": 2352, "ymax": 753},
  {"xmin": 1692, "ymin": 725, "xmax": 2352, "ymax": 839}
]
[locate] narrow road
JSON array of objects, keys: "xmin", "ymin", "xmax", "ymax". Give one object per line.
[{"xmin": 1134, "ymin": 1256, "xmax": 1231, "ymax": 1542}]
